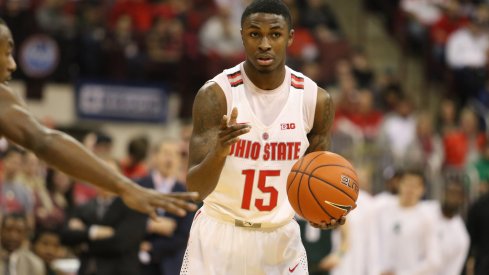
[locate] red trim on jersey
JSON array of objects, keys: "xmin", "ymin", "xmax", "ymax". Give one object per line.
[
  {"xmin": 291, "ymin": 73, "xmax": 304, "ymax": 90},
  {"xmin": 227, "ymin": 71, "xmax": 244, "ymax": 87}
]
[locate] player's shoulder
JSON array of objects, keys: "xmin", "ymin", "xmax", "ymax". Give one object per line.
[
  {"xmin": 0, "ymin": 83, "xmax": 14, "ymax": 97},
  {"xmin": 196, "ymin": 81, "xmax": 226, "ymax": 104},
  {"xmin": 0, "ymin": 83, "xmax": 20, "ymax": 106}
]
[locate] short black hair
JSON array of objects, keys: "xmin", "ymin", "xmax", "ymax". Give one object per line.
[
  {"xmin": 241, "ymin": 0, "xmax": 292, "ymax": 30},
  {"xmin": 402, "ymin": 168, "xmax": 426, "ymax": 186},
  {"xmin": 32, "ymin": 227, "xmax": 61, "ymax": 244},
  {"xmin": 1, "ymin": 212, "xmax": 28, "ymax": 228}
]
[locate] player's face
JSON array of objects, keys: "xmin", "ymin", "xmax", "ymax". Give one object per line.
[
  {"xmin": 398, "ymin": 174, "xmax": 425, "ymax": 206},
  {"xmin": 443, "ymin": 183, "xmax": 464, "ymax": 211},
  {"xmin": 241, "ymin": 13, "xmax": 293, "ymax": 73},
  {"xmin": 0, "ymin": 25, "xmax": 17, "ymax": 84}
]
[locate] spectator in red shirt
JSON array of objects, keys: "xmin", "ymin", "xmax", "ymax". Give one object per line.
[
  {"xmin": 120, "ymin": 136, "xmax": 149, "ymax": 180},
  {"xmin": 443, "ymin": 108, "xmax": 486, "ymax": 169},
  {"xmin": 430, "ymin": 0, "xmax": 469, "ymax": 64}
]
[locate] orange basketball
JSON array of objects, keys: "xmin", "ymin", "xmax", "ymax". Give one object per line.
[{"xmin": 287, "ymin": 151, "xmax": 359, "ymax": 224}]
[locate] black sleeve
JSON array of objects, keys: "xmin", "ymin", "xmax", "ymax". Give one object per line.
[{"xmin": 89, "ymin": 205, "xmax": 147, "ymax": 256}]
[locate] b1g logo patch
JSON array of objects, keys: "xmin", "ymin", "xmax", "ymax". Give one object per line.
[{"xmin": 281, "ymin": 123, "xmax": 295, "ymax": 130}]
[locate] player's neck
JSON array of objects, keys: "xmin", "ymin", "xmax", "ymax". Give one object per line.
[
  {"xmin": 398, "ymin": 197, "xmax": 418, "ymax": 208},
  {"xmin": 243, "ymin": 61, "xmax": 286, "ymax": 90}
]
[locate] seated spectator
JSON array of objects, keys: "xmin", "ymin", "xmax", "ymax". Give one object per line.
[
  {"xmin": 376, "ymin": 70, "xmax": 403, "ymax": 113},
  {"xmin": 32, "ymin": 228, "xmax": 67, "ymax": 275},
  {"xmin": 404, "ymin": 112, "xmax": 444, "ymax": 198},
  {"xmin": 120, "ymin": 136, "xmax": 149, "ymax": 179},
  {"xmin": 350, "ymin": 48, "xmax": 375, "ymax": 89},
  {"xmin": 0, "ymin": 147, "xmax": 35, "ymax": 227},
  {"xmin": 109, "ymin": 0, "xmax": 152, "ymax": 33},
  {"xmin": 446, "ymin": 5, "xmax": 489, "ymax": 107},
  {"xmin": 199, "ymin": 6, "xmax": 244, "ymax": 76},
  {"xmin": 137, "ymin": 138, "xmax": 193, "ymax": 275},
  {"xmin": 443, "ymin": 108, "xmax": 486, "ymax": 169},
  {"xmin": 378, "ymin": 96, "xmax": 417, "ymax": 165},
  {"xmin": 436, "ymin": 98, "xmax": 458, "ymax": 135},
  {"xmin": 401, "ymin": 0, "xmax": 446, "ymax": 50},
  {"xmin": 286, "ymin": 27, "xmax": 318, "ymax": 68},
  {"xmin": 61, "ymin": 159, "xmax": 147, "ymax": 275},
  {"xmin": 77, "ymin": 2, "xmax": 108, "ymax": 78},
  {"xmin": 430, "ymin": 0, "xmax": 469, "ymax": 65},
  {"xmin": 300, "ymin": 0, "xmax": 342, "ymax": 36},
  {"xmin": 144, "ymin": 15, "xmax": 185, "ymax": 83},
  {"xmin": 36, "ymin": 168, "xmax": 74, "ymax": 230},
  {"xmin": 73, "ymin": 132, "xmax": 113, "ymax": 206},
  {"xmin": 0, "ymin": 213, "xmax": 45, "ymax": 275},
  {"xmin": 336, "ymin": 89, "xmax": 384, "ymax": 141},
  {"xmin": 103, "ymin": 14, "xmax": 145, "ymax": 80}
]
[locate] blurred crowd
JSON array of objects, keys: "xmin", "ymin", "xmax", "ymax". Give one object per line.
[
  {"xmin": 0, "ymin": 0, "xmax": 489, "ymax": 275},
  {"xmin": 0, "ymin": 123, "xmax": 193, "ymax": 275}
]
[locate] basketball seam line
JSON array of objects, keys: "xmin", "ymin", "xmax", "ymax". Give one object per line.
[
  {"xmin": 291, "ymin": 163, "xmax": 357, "ymax": 174},
  {"xmin": 295, "ymin": 152, "xmax": 324, "ymax": 219},
  {"xmin": 307, "ymin": 173, "xmax": 334, "ymax": 220},
  {"xmin": 294, "ymin": 170, "xmax": 357, "ymax": 201}
]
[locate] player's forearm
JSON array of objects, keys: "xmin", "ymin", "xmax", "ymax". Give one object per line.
[
  {"xmin": 28, "ymin": 130, "xmax": 132, "ymax": 195},
  {"xmin": 187, "ymin": 150, "xmax": 227, "ymax": 201}
]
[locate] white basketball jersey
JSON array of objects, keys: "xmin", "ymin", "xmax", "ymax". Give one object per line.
[{"xmin": 203, "ymin": 63, "xmax": 318, "ymax": 225}]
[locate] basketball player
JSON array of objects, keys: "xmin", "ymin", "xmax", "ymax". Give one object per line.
[
  {"xmin": 182, "ymin": 1, "xmax": 342, "ymax": 274},
  {"xmin": 0, "ymin": 19, "xmax": 197, "ymax": 219},
  {"xmin": 375, "ymin": 170, "xmax": 441, "ymax": 275},
  {"xmin": 422, "ymin": 180, "xmax": 469, "ymax": 275}
]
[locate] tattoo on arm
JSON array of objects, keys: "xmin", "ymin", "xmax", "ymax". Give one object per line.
[
  {"xmin": 307, "ymin": 89, "xmax": 335, "ymax": 153},
  {"xmin": 188, "ymin": 84, "xmax": 226, "ymax": 168}
]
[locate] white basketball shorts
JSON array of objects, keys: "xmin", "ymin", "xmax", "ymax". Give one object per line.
[{"xmin": 180, "ymin": 208, "xmax": 309, "ymax": 275}]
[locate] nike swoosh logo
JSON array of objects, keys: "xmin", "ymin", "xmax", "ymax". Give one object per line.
[
  {"xmin": 324, "ymin": 200, "xmax": 353, "ymax": 215},
  {"xmin": 289, "ymin": 263, "xmax": 299, "ymax": 273}
]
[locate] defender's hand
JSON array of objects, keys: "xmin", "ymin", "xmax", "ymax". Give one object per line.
[
  {"xmin": 216, "ymin": 107, "xmax": 251, "ymax": 157},
  {"xmin": 121, "ymin": 183, "xmax": 198, "ymax": 219},
  {"xmin": 309, "ymin": 216, "xmax": 346, "ymax": 230}
]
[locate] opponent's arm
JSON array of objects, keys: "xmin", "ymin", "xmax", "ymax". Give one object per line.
[
  {"xmin": 187, "ymin": 83, "xmax": 250, "ymax": 201},
  {"xmin": 306, "ymin": 87, "xmax": 334, "ymax": 154},
  {"xmin": 0, "ymin": 84, "xmax": 197, "ymax": 217}
]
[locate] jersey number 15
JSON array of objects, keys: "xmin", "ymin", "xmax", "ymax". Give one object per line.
[{"xmin": 241, "ymin": 170, "xmax": 280, "ymax": 211}]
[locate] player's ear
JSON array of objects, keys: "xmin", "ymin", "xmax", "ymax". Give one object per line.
[{"xmin": 287, "ymin": 28, "xmax": 294, "ymax": 47}]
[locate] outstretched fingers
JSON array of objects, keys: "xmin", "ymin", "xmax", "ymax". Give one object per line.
[{"xmin": 150, "ymin": 192, "xmax": 199, "ymax": 217}]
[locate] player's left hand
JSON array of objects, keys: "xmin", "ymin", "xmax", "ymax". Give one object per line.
[
  {"xmin": 121, "ymin": 182, "xmax": 199, "ymax": 219},
  {"xmin": 309, "ymin": 216, "xmax": 346, "ymax": 230}
]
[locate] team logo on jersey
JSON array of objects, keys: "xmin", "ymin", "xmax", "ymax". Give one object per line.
[
  {"xmin": 323, "ymin": 200, "xmax": 353, "ymax": 215},
  {"xmin": 262, "ymin": 132, "xmax": 269, "ymax": 140},
  {"xmin": 281, "ymin": 123, "xmax": 296, "ymax": 130}
]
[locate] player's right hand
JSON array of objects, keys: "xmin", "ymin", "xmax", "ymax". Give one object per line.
[
  {"xmin": 309, "ymin": 216, "xmax": 346, "ymax": 230},
  {"xmin": 216, "ymin": 107, "xmax": 251, "ymax": 157}
]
